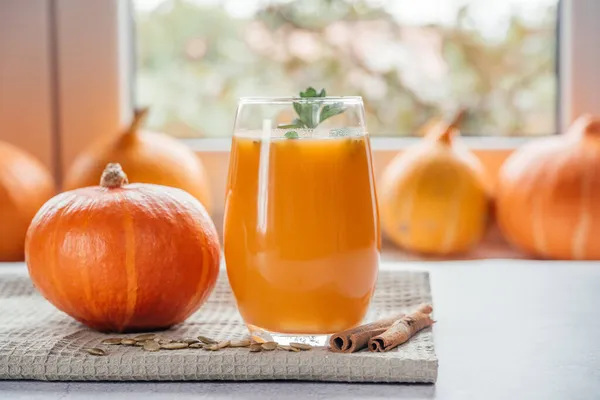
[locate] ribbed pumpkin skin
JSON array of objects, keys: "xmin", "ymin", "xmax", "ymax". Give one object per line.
[
  {"xmin": 25, "ymin": 183, "xmax": 220, "ymax": 332},
  {"xmin": 380, "ymin": 137, "xmax": 491, "ymax": 255},
  {"xmin": 497, "ymin": 115, "xmax": 600, "ymax": 260},
  {"xmin": 64, "ymin": 131, "xmax": 213, "ymax": 214},
  {"xmin": 0, "ymin": 141, "xmax": 55, "ymax": 261}
]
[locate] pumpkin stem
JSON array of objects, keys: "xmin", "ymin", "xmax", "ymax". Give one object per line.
[
  {"xmin": 582, "ymin": 115, "xmax": 600, "ymax": 136},
  {"xmin": 126, "ymin": 107, "xmax": 150, "ymax": 136},
  {"xmin": 437, "ymin": 108, "xmax": 466, "ymax": 145},
  {"xmin": 100, "ymin": 163, "xmax": 129, "ymax": 188}
]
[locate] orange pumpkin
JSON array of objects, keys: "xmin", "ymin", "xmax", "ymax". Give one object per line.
[
  {"xmin": 380, "ymin": 112, "xmax": 492, "ymax": 255},
  {"xmin": 26, "ymin": 163, "xmax": 220, "ymax": 332},
  {"xmin": 497, "ymin": 114, "xmax": 600, "ymax": 260},
  {"xmin": 64, "ymin": 108, "xmax": 213, "ymax": 213},
  {"xmin": 0, "ymin": 141, "xmax": 55, "ymax": 261}
]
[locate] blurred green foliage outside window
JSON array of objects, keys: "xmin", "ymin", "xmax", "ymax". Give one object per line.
[{"xmin": 135, "ymin": 0, "xmax": 557, "ymax": 138}]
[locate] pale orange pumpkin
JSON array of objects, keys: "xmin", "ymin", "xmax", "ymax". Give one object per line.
[
  {"xmin": 497, "ymin": 114, "xmax": 600, "ymax": 260},
  {"xmin": 64, "ymin": 108, "xmax": 213, "ymax": 213},
  {"xmin": 380, "ymin": 113, "xmax": 492, "ymax": 255},
  {"xmin": 0, "ymin": 141, "xmax": 55, "ymax": 261},
  {"xmin": 26, "ymin": 163, "xmax": 220, "ymax": 332}
]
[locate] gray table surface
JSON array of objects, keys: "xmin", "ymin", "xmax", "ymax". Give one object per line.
[{"xmin": 1, "ymin": 259, "xmax": 599, "ymax": 400}]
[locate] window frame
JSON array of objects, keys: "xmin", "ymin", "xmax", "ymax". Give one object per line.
[{"xmin": 2, "ymin": 0, "xmax": 599, "ymax": 221}]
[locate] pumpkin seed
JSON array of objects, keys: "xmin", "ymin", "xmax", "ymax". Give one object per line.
[
  {"xmin": 278, "ymin": 345, "xmax": 301, "ymax": 352},
  {"xmin": 143, "ymin": 341, "xmax": 160, "ymax": 352},
  {"xmin": 160, "ymin": 342, "xmax": 189, "ymax": 350},
  {"xmin": 120, "ymin": 339, "xmax": 136, "ymax": 346},
  {"xmin": 158, "ymin": 339, "xmax": 173, "ymax": 345},
  {"xmin": 261, "ymin": 342, "xmax": 278, "ymax": 351},
  {"xmin": 230, "ymin": 339, "xmax": 251, "ymax": 348},
  {"xmin": 289, "ymin": 342, "xmax": 312, "ymax": 351},
  {"xmin": 183, "ymin": 338, "xmax": 199, "ymax": 345},
  {"xmin": 188, "ymin": 343, "xmax": 204, "ymax": 349},
  {"xmin": 101, "ymin": 338, "xmax": 123, "ymax": 345},
  {"xmin": 216, "ymin": 340, "xmax": 230, "ymax": 349},
  {"xmin": 249, "ymin": 343, "xmax": 263, "ymax": 352},
  {"xmin": 204, "ymin": 343, "xmax": 219, "ymax": 351},
  {"xmin": 133, "ymin": 333, "xmax": 157, "ymax": 341},
  {"xmin": 83, "ymin": 348, "xmax": 106, "ymax": 356},
  {"xmin": 197, "ymin": 335, "xmax": 217, "ymax": 344}
]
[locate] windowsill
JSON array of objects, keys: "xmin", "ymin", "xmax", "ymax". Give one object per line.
[
  {"xmin": 183, "ymin": 136, "xmax": 549, "ymax": 153},
  {"xmin": 380, "ymin": 224, "xmax": 529, "ymax": 262}
]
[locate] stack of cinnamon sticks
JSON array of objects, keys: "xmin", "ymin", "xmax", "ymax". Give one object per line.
[{"xmin": 329, "ymin": 304, "xmax": 434, "ymax": 353}]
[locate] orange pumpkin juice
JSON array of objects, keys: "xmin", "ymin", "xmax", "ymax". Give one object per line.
[{"xmin": 224, "ymin": 133, "xmax": 379, "ymax": 334}]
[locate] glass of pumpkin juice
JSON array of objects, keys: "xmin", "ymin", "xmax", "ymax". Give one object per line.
[{"xmin": 224, "ymin": 96, "xmax": 379, "ymax": 345}]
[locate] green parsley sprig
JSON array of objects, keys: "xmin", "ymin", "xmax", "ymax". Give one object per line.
[{"xmin": 278, "ymin": 87, "xmax": 347, "ymax": 133}]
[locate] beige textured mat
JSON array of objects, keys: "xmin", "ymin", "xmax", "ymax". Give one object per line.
[{"xmin": 0, "ymin": 266, "xmax": 437, "ymax": 383}]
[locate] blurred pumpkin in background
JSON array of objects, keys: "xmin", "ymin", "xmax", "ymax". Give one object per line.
[
  {"xmin": 497, "ymin": 114, "xmax": 600, "ymax": 260},
  {"xmin": 26, "ymin": 163, "xmax": 220, "ymax": 332},
  {"xmin": 64, "ymin": 108, "xmax": 212, "ymax": 213},
  {"xmin": 380, "ymin": 111, "xmax": 492, "ymax": 255},
  {"xmin": 0, "ymin": 142, "xmax": 55, "ymax": 261}
]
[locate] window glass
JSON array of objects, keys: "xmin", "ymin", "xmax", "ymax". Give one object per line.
[{"xmin": 134, "ymin": 0, "xmax": 558, "ymax": 138}]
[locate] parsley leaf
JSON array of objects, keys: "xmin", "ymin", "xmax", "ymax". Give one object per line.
[
  {"xmin": 320, "ymin": 102, "xmax": 346, "ymax": 123},
  {"xmin": 300, "ymin": 87, "xmax": 318, "ymax": 98},
  {"xmin": 278, "ymin": 87, "xmax": 347, "ymax": 135}
]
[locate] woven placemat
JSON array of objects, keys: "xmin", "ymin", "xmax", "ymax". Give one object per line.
[{"xmin": 0, "ymin": 265, "xmax": 437, "ymax": 383}]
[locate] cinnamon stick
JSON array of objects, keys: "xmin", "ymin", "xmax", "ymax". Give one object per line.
[
  {"xmin": 328, "ymin": 314, "xmax": 405, "ymax": 353},
  {"xmin": 368, "ymin": 304, "xmax": 434, "ymax": 352}
]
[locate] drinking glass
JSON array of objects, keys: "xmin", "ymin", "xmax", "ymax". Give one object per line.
[{"xmin": 224, "ymin": 96, "xmax": 380, "ymax": 345}]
